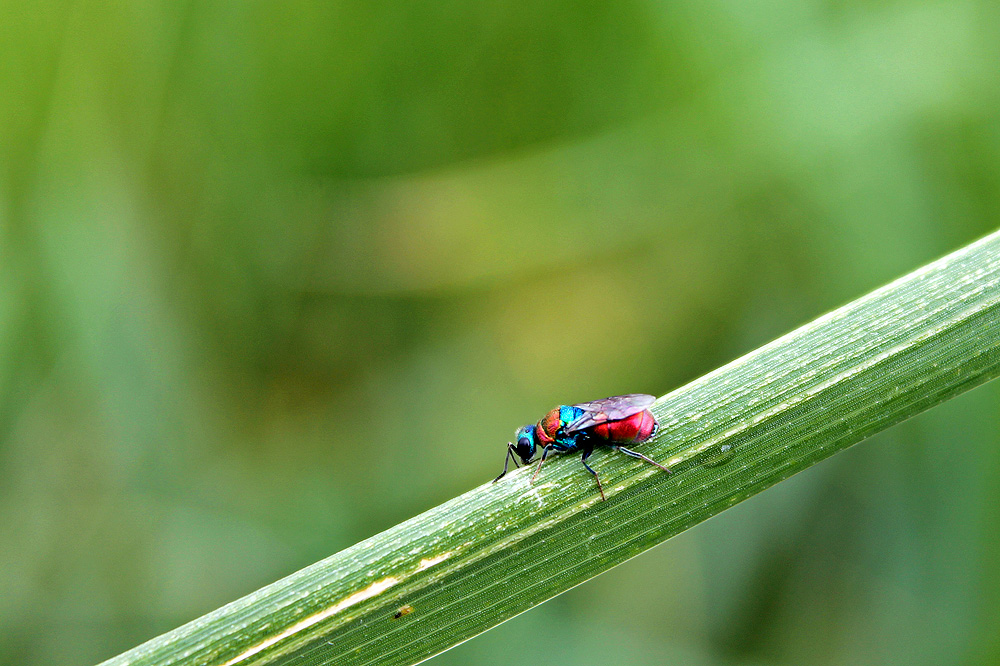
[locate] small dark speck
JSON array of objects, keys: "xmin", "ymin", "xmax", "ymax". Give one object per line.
[{"xmin": 393, "ymin": 605, "xmax": 414, "ymax": 619}]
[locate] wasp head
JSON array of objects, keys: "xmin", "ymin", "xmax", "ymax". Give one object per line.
[{"xmin": 512, "ymin": 425, "xmax": 537, "ymax": 464}]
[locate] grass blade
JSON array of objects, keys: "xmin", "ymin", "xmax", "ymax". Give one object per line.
[{"xmin": 101, "ymin": 230, "xmax": 1000, "ymax": 666}]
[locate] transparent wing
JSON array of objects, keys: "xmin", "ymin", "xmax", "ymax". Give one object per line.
[{"xmin": 565, "ymin": 394, "xmax": 656, "ymax": 433}]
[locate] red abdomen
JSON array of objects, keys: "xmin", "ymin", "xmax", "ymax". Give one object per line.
[{"xmin": 592, "ymin": 410, "xmax": 657, "ymax": 443}]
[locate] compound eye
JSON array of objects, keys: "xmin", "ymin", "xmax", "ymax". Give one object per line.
[{"xmin": 518, "ymin": 436, "xmax": 531, "ymax": 450}]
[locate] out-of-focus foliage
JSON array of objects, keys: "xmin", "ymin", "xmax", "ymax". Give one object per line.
[{"xmin": 1, "ymin": 2, "xmax": 999, "ymax": 666}]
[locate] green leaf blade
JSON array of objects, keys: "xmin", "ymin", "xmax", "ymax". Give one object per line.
[{"xmin": 102, "ymin": 230, "xmax": 1000, "ymax": 666}]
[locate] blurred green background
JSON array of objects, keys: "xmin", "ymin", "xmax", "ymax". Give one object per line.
[{"xmin": 3, "ymin": 1, "xmax": 1000, "ymax": 665}]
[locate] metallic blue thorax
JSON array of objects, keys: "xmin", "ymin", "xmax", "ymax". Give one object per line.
[{"xmin": 550, "ymin": 405, "xmax": 586, "ymax": 452}]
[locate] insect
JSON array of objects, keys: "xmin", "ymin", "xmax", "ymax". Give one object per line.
[
  {"xmin": 393, "ymin": 605, "xmax": 414, "ymax": 619},
  {"xmin": 493, "ymin": 393, "xmax": 669, "ymax": 501}
]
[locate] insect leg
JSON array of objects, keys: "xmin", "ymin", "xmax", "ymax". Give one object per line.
[
  {"xmin": 493, "ymin": 444, "xmax": 520, "ymax": 483},
  {"xmin": 531, "ymin": 445, "xmax": 554, "ymax": 484},
  {"xmin": 580, "ymin": 446, "xmax": 605, "ymax": 501},
  {"xmin": 616, "ymin": 446, "xmax": 672, "ymax": 474}
]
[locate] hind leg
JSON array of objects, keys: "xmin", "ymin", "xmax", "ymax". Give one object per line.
[
  {"xmin": 581, "ymin": 446, "xmax": 605, "ymax": 501},
  {"xmin": 616, "ymin": 446, "xmax": 672, "ymax": 474}
]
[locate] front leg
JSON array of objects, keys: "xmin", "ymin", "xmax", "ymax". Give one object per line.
[{"xmin": 493, "ymin": 443, "xmax": 521, "ymax": 483}]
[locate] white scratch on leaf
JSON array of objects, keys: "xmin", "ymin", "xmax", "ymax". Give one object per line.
[
  {"xmin": 221, "ymin": 576, "xmax": 400, "ymax": 666},
  {"xmin": 416, "ymin": 551, "xmax": 453, "ymax": 571},
  {"xmin": 517, "ymin": 482, "xmax": 557, "ymax": 507}
]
